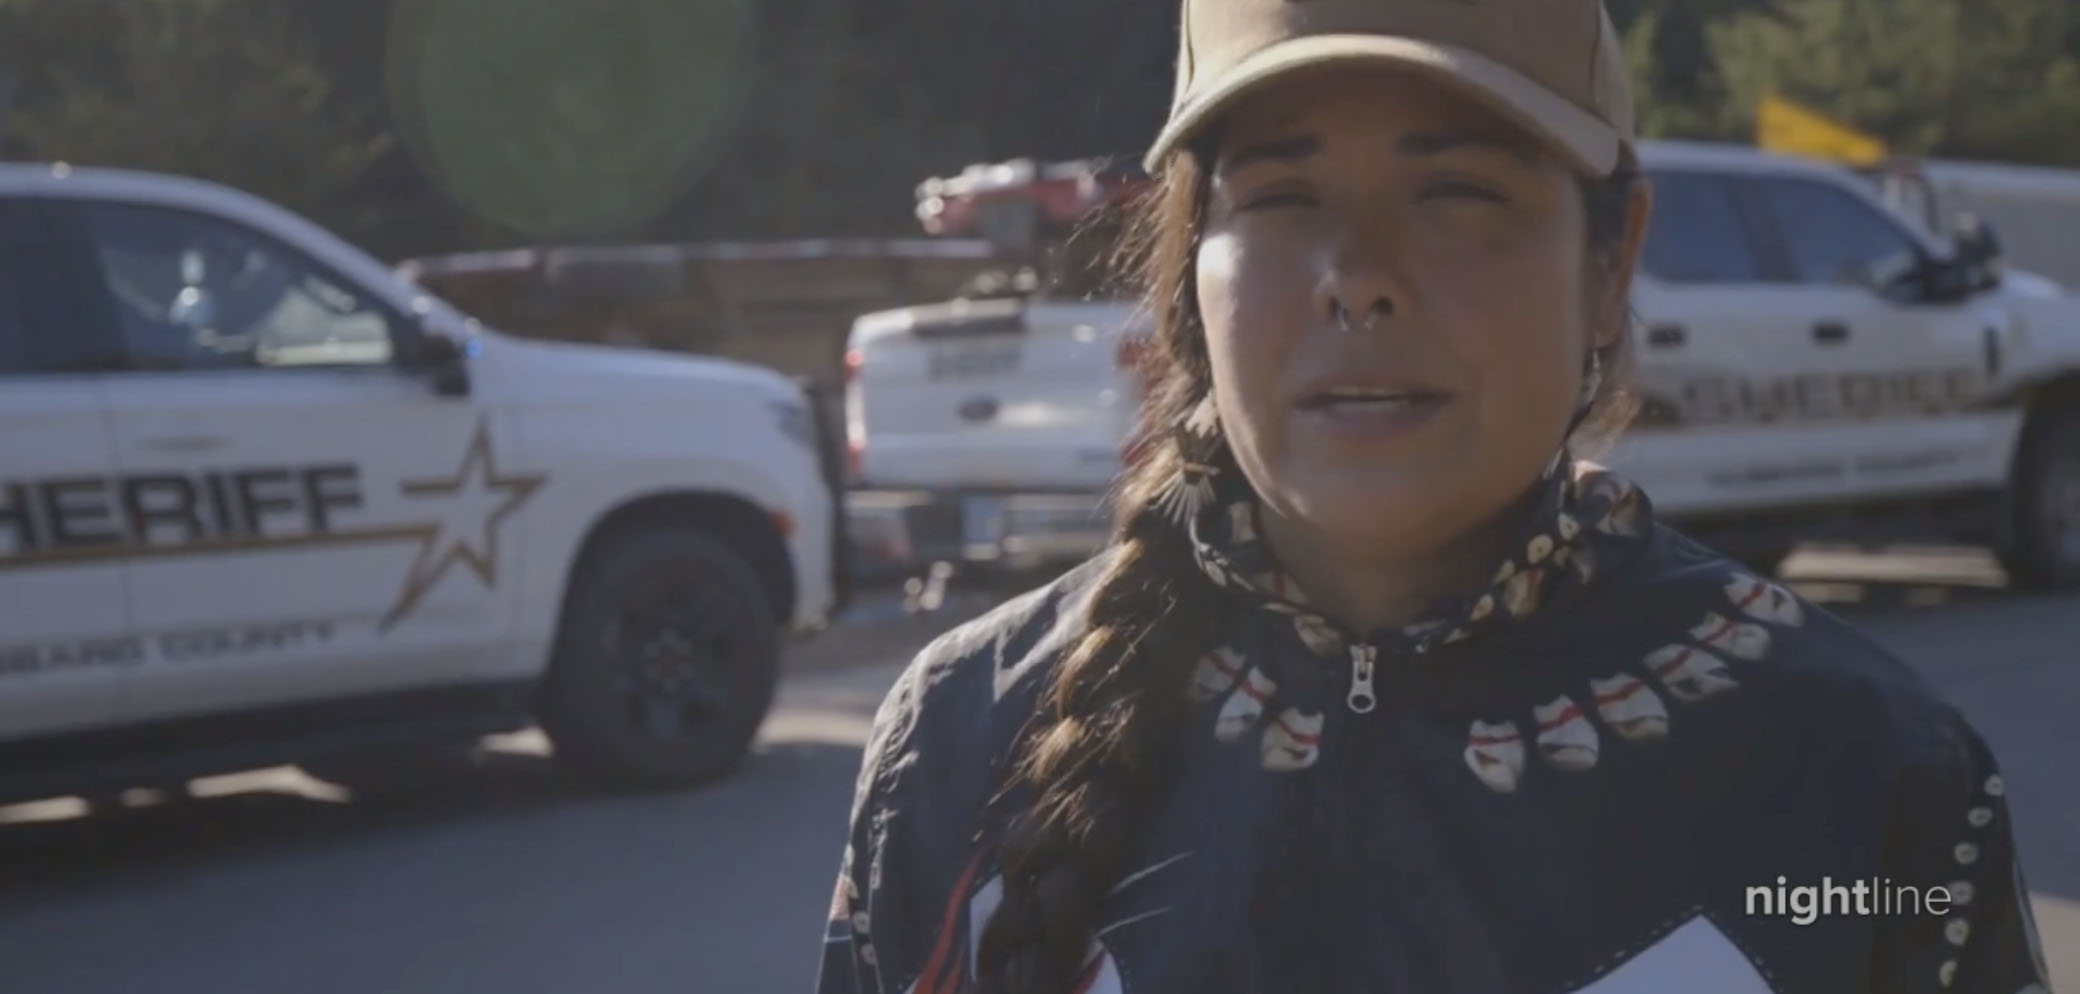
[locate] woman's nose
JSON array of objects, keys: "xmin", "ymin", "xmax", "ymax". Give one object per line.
[{"xmin": 1316, "ymin": 227, "xmax": 1405, "ymax": 334}]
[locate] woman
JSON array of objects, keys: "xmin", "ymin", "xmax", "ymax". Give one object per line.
[{"xmin": 817, "ymin": 0, "xmax": 2054, "ymax": 991}]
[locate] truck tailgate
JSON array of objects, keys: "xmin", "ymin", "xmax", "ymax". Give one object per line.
[{"xmin": 847, "ymin": 298, "xmax": 1146, "ymax": 492}]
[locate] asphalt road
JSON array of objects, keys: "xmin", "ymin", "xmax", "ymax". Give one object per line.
[{"xmin": 0, "ymin": 547, "xmax": 2074, "ymax": 994}]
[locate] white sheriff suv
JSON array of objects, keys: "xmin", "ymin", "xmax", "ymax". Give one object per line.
[
  {"xmin": 846, "ymin": 141, "xmax": 2080, "ymax": 587},
  {"xmin": 0, "ymin": 164, "xmax": 843, "ymax": 804}
]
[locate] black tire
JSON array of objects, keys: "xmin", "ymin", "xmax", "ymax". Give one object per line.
[
  {"xmin": 1998, "ymin": 406, "xmax": 2080, "ymax": 590},
  {"xmin": 537, "ymin": 528, "xmax": 781, "ymax": 790}
]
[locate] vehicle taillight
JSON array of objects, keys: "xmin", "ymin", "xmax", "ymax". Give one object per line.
[{"xmin": 844, "ymin": 347, "xmax": 865, "ymax": 483}]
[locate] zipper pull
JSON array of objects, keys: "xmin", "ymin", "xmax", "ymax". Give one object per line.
[{"xmin": 1347, "ymin": 643, "xmax": 1378, "ymax": 714}]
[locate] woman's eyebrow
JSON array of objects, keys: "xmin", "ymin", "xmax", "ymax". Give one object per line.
[
  {"xmin": 1217, "ymin": 135, "xmax": 1321, "ymax": 175},
  {"xmin": 1396, "ymin": 128, "xmax": 1540, "ymax": 165}
]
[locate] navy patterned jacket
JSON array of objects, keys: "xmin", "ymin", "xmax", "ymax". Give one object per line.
[{"xmin": 815, "ymin": 460, "xmax": 2055, "ymax": 994}]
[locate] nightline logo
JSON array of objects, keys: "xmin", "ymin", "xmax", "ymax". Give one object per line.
[
  {"xmin": 0, "ymin": 417, "xmax": 545, "ymax": 631},
  {"xmin": 1746, "ymin": 876, "xmax": 1954, "ymax": 925}
]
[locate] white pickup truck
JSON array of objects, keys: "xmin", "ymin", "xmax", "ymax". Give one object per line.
[
  {"xmin": 845, "ymin": 141, "xmax": 2080, "ymax": 587},
  {"xmin": 0, "ymin": 164, "xmax": 843, "ymax": 804},
  {"xmin": 845, "ymin": 295, "xmax": 1147, "ymax": 572}
]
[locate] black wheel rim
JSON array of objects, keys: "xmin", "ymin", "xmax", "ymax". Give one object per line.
[{"xmin": 599, "ymin": 565, "xmax": 744, "ymax": 741}]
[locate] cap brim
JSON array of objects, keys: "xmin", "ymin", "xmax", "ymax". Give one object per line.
[{"xmin": 1144, "ymin": 34, "xmax": 1623, "ymax": 177}]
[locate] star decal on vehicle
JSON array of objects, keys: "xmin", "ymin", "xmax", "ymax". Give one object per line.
[{"xmin": 377, "ymin": 416, "xmax": 547, "ymax": 632}]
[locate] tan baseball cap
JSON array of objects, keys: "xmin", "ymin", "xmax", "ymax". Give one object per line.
[{"xmin": 1145, "ymin": 0, "xmax": 1636, "ymax": 177}]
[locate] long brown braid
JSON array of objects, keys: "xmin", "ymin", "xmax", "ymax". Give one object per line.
[{"xmin": 972, "ymin": 141, "xmax": 1646, "ymax": 994}]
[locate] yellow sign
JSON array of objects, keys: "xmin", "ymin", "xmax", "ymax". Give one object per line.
[{"xmin": 1757, "ymin": 94, "xmax": 1889, "ymax": 166}]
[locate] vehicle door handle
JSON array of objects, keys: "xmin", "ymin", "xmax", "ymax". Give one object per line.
[
  {"xmin": 1646, "ymin": 324, "xmax": 1686, "ymax": 348},
  {"xmin": 1813, "ymin": 322, "xmax": 1850, "ymax": 344},
  {"xmin": 139, "ymin": 434, "xmax": 227, "ymax": 453}
]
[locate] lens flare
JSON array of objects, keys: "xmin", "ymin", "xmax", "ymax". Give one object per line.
[{"xmin": 385, "ymin": 0, "xmax": 754, "ymax": 238}]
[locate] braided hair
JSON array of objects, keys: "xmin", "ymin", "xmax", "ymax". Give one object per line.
[{"xmin": 972, "ymin": 140, "xmax": 1646, "ymax": 994}]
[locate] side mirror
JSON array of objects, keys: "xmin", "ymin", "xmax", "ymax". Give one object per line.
[
  {"xmin": 1951, "ymin": 213, "xmax": 2005, "ymax": 291},
  {"xmin": 1912, "ymin": 256, "xmax": 1976, "ymax": 304},
  {"xmin": 1953, "ymin": 213, "xmax": 2002, "ymax": 265},
  {"xmin": 416, "ymin": 330, "xmax": 472, "ymax": 398}
]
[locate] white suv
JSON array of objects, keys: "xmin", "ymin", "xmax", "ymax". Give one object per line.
[
  {"xmin": 1604, "ymin": 141, "xmax": 2080, "ymax": 583},
  {"xmin": 0, "ymin": 164, "xmax": 842, "ymax": 802}
]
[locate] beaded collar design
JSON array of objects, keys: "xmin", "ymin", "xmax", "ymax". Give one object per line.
[{"xmin": 1176, "ymin": 453, "xmax": 1653, "ymax": 663}]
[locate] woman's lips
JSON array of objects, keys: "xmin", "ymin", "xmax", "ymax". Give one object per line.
[{"xmin": 1294, "ymin": 388, "xmax": 1453, "ymax": 441}]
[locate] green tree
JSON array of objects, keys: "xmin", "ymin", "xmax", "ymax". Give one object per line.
[
  {"xmin": 1617, "ymin": 0, "xmax": 1790, "ymax": 141},
  {"xmin": 0, "ymin": 0, "xmax": 401, "ymax": 249},
  {"xmin": 651, "ymin": 0, "xmax": 984, "ymax": 239},
  {"xmin": 1932, "ymin": 0, "xmax": 2080, "ymax": 165},
  {"xmin": 1707, "ymin": 0, "xmax": 2080, "ymax": 166},
  {"xmin": 649, "ymin": 0, "xmax": 1178, "ymax": 241}
]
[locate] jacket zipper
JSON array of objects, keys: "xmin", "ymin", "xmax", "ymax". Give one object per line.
[{"xmin": 1347, "ymin": 643, "xmax": 1379, "ymax": 714}]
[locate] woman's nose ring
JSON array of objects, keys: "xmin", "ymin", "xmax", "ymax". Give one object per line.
[{"xmin": 1333, "ymin": 300, "xmax": 1382, "ymax": 334}]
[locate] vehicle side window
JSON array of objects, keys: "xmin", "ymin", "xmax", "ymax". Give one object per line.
[
  {"xmin": 0, "ymin": 197, "xmax": 110, "ymax": 375},
  {"xmin": 1639, "ymin": 171, "xmax": 1765, "ymax": 285},
  {"xmin": 1751, "ymin": 177, "xmax": 1923, "ymax": 291},
  {"xmin": 74, "ymin": 203, "xmax": 397, "ymax": 372},
  {"xmin": 0, "ymin": 241, "xmax": 24, "ymax": 374}
]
